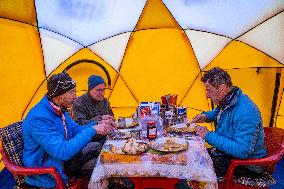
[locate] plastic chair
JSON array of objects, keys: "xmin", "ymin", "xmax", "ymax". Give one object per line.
[
  {"xmin": 0, "ymin": 121, "xmax": 88, "ymax": 189},
  {"xmin": 0, "ymin": 145, "xmax": 64, "ymax": 189},
  {"xmin": 219, "ymin": 127, "xmax": 284, "ymax": 189}
]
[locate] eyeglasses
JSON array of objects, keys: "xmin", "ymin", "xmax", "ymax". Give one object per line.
[{"xmin": 95, "ymin": 88, "xmax": 106, "ymax": 92}]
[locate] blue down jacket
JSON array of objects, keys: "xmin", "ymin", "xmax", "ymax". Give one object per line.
[
  {"xmin": 204, "ymin": 90, "xmax": 266, "ymax": 159},
  {"xmin": 23, "ymin": 96, "xmax": 96, "ymax": 188}
]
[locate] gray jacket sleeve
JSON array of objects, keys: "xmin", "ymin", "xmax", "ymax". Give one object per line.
[
  {"xmin": 107, "ymin": 100, "xmax": 114, "ymax": 117},
  {"xmin": 72, "ymin": 101, "xmax": 101, "ymax": 125}
]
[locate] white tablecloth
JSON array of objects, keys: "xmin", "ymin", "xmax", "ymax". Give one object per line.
[{"xmin": 89, "ymin": 136, "xmax": 217, "ymax": 189}]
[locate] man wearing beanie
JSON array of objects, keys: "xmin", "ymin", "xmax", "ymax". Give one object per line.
[
  {"xmin": 72, "ymin": 75, "xmax": 135, "ymax": 189},
  {"xmin": 72, "ymin": 75, "xmax": 114, "ymax": 125},
  {"xmin": 22, "ymin": 72, "xmax": 115, "ymax": 188}
]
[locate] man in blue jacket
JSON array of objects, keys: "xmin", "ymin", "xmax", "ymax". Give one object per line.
[
  {"xmin": 191, "ymin": 67, "xmax": 266, "ymax": 178},
  {"xmin": 22, "ymin": 72, "xmax": 115, "ymax": 188}
]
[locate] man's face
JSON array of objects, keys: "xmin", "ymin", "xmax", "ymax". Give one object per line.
[
  {"xmin": 57, "ymin": 88, "xmax": 77, "ymax": 108},
  {"xmin": 89, "ymin": 83, "xmax": 106, "ymax": 101},
  {"xmin": 204, "ymin": 82, "xmax": 227, "ymax": 105}
]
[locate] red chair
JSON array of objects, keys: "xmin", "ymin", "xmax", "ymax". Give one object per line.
[
  {"xmin": 0, "ymin": 121, "xmax": 88, "ymax": 189},
  {"xmin": 0, "ymin": 144, "xmax": 65, "ymax": 189},
  {"xmin": 219, "ymin": 127, "xmax": 284, "ymax": 189}
]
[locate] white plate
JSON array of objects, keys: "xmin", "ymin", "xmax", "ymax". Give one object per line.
[{"xmin": 149, "ymin": 137, "xmax": 188, "ymax": 152}]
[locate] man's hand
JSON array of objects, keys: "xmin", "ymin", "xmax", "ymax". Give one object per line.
[
  {"xmin": 92, "ymin": 122, "xmax": 115, "ymax": 135},
  {"xmin": 191, "ymin": 114, "xmax": 207, "ymax": 123},
  {"xmin": 102, "ymin": 115, "xmax": 115, "ymax": 121},
  {"xmin": 98, "ymin": 119, "xmax": 117, "ymax": 129},
  {"xmin": 195, "ymin": 126, "xmax": 209, "ymax": 139}
]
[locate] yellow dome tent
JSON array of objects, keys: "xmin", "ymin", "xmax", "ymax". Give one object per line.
[{"xmin": 0, "ymin": 0, "xmax": 284, "ymax": 171}]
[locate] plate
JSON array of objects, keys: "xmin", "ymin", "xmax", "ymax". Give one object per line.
[
  {"xmin": 117, "ymin": 117, "xmax": 139, "ymax": 129},
  {"xmin": 111, "ymin": 138, "xmax": 148, "ymax": 155},
  {"xmin": 166, "ymin": 123, "xmax": 195, "ymax": 134},
  {"xmin": 109, "ymin": 131, "xmax": 131, "ymax": 140},
  {"xmin": 149, "ymin": 137, "xmax": 188, "ymax": 152}
]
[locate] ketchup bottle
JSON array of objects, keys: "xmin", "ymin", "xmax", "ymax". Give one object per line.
[{"xmin": 147, "ymin": 121, "xmax": 157, "ymax": 139}]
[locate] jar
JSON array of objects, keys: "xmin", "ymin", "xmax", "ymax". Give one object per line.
[{"xmin": 147, "ymin": 121, "xmax": 157, "ymax": 139}]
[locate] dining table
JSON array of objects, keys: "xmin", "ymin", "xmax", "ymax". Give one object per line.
[{"xmin": 88, "ymin": 125, "xmax": 218, "ymax": 189}]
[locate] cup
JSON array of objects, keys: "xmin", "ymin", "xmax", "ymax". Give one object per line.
[
  {"xmin": 130, "ymin": 130, "xmax": 141, "ymax": 139},
  {"xmin": 117, "ymin": 117, "xmax": 126, "ymax": 128}
]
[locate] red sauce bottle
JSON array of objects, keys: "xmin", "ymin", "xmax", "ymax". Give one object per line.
[{"xmin": 147, "ymin": 121, "xmax": 157, "ymax": 139}]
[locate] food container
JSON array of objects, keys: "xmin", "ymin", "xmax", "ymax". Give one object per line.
[{"xmin": 130, "ymin": 130, "xmax": 141, "ymax": 139}]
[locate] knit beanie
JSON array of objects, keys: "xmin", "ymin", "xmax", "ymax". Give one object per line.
[
  {"xmin": 88, "ymin": 75, "xmax": 105, "ymax": 91},
  {"xmin": 47, "ymin": 73, "xmax": 76, "ymax": 97}
]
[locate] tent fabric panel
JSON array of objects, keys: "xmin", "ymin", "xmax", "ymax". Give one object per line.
[
  {"xmin": 49, "ymin": 48, "xmax": 118, "ymax": 97},
  {"xmin": 185, "ymin": 30, "xmax": 231, "ymax": 69},
  {"xmin": 205, "ymin": 41, "xmax": 284, "ymax": 71},
  {"xmin": 162, "ymin": 0, "xmax": 284, "ymax": 38},
  {"xmin": 227, "ymin": 68, "xmax": 276, "ymax": 127},
  {"xmin": 39, "ymin": 29, "xmax": 84, "ymax": 76},
  {"xmin": 0, "ymin": 19, "xmax": 45, "ymax": 127},
  {"xmin": 0, "ymin": 0, "xmax": 36, "ymax": 25},
  {"xmin": 120, "ymin": 29, "xmax": 200, "ymax": 104},
  {"xmin": 35, "ymin": 0, "xmax": 146, "ymax": 46},
  {"xmin": 278, "ymin": 92, "xmax": 284, "ymax": 116},
  {"xmin": 134, "ymin": 0, "xmax": 180, "ymax": 31},
  {"xmin": 180, "ymin": 74, "xmax": 210, "ymax": 112},
  {"xmin": 273, "ymin": 69, "xmax": 284, "ymax": 127},
  {"xmin": 111, "ymin": 107, "xmax": 137, "ymax": 120},
  {"xmin": 22, "ymin": 81, "xmax": 47, "ymax": 119},
  {"xmin": 0, "ymin": 160, "xmax": 3, "ymax": 172},
  {"xmin": 88, "ymin": 32, "xmax": 131, "ymax": 71},
  {"xmin": 275, "ymin": 116, "xmax": 284, "ymax": 129},
  {"xmin": 108, "ymin": 77, "xmax": 138, "ymax": 107},
  {"xmin": 237, "ymin": 12, "xmax": 284, "ymax": 64}
]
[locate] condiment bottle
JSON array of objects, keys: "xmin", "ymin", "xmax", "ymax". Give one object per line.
[{"xmin": 147, "ymin": 121, "xmax": 157, "ymax": 139}]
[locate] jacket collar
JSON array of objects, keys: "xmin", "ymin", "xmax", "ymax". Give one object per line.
[
  {"xmin": 42, "ymin": 95, "xmax": 65, "ymax": 116},
  {"xmin": 215, "ymin": 88, "xmax": 242, "ymax": 125},
  {"xmin": 218, "ymin": 87, "xmax": 241, "ymax": 110}
]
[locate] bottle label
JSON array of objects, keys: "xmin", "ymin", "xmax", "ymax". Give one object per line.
[{"xmin": 148, "ymin": 127, "xmax": 157, "ymax": 139}]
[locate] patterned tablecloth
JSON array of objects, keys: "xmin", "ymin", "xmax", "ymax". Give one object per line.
[{"xmin": 88, "ymin": 135, "xmax": 217, "ymax": 189}]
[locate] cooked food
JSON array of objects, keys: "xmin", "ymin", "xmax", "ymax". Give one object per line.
[
  {"xmin": 150, "ymin": 137, "xmax": 188, "ymax": 152},
  {"xmin": 166, "ymin": 124, "xmax": 195, "ymax": 133},
  {"xmin": 126, "ymin": 121, "xmax": 139, "ymax": 128},
  {"xmin": 159, "ymin": 139, "xmax": 184, "ymax": 151},
  {"xmin": 123, "ymin": 138, "xmax": 148, "ymax": 154},
  {"xmin": 113, "ymin": 138, "xmax": 148, "ymax": 155}
]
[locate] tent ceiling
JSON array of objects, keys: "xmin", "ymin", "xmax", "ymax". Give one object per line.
[
  {"xmin": 162, "ymin": 0, "xmax": 284, "ymax": 38},
  {"xmin": 185, "ymin": 30, "xmax": 231, "ymax": 69},
  {"xmin": 238, "ymin": 11, "xmax": 284, "ymax": 64},
  {"xmin": 88, "ymin": 32, "xmax": 131, "ymax": 71},
  {"xmin": 35, "ymin": 0, "xmax": 146, "ymax": 46},
  {"xmin": 39, "ymin": 28, "xmax": 84, "ymax": 76}
]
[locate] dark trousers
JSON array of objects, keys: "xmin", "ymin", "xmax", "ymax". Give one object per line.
[
  {"xmin": 64, "ymin": 142, "xmax": 102, "ymax": 178},
  {"xmin": 208, "ymin": 148, "xmax": 265, "ymax": 179},
  {"xmin": 64, "ymin": 141, "xmax": 135, "ymax": 189}
]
